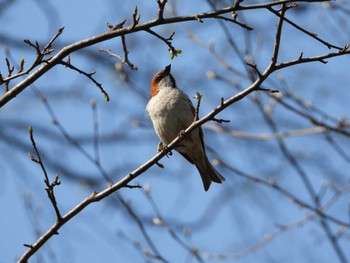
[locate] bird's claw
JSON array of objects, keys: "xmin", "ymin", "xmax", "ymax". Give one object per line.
[
  {"xmin": 178, "ymin": 130, "xmax": 186, "ymax": 141},
  {"xmin": 157, "ymin": 142, "xmax": 172, "ymax": 157}
]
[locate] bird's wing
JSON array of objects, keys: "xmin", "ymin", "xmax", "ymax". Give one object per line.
[
  {"xmin": 179, "ymin": 152, "xmax": 194, "ymax": 164},
  {"xmin": 188, "ymin": 98, "xmax": 207, "ymax": 154}
]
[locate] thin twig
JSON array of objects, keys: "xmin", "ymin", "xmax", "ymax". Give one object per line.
[
  {"xmin": 90, "ymin": 99, "xmax": 100, "ymax": 164},
  {"xmin": 14, "ymin": 1, "xmax": 350, "ymax": 261},
  {"xmin": 215, "ymin": 15, "xmax": 253, "ymax": 30},
  {"xmin": 28, "ymin": 126, "xmax": 62, "ymax": 220},
  {"xmin": 270, "ymin": 4, "xmax": 286, "ymax": 66},
  {"xmin": 121, "ymin": 35, "xmax": 137, "ymax": 70},
  {"xmin": 117, "ymin": 195, "xmax": 169, "ymax": 263},
  {"xmin": 217, "ymin": 159, "xmax": 350, "ymax": 228},
  {"xmin": 0, "ymin": 0, "xmax": 334, "ymax": 107},
  {"xmin": 1, "ymin": 27, "xmax": 64, "ymax": 87},
  {"xmin": 42, "ymin": 26, "xmax": 65, "ymax": 55},
  {"xmin": 257, "ymin": 87, "xmax": 279, "ymax": 93},
  {"xmin": 106, "ymin": 20, "xmax": 126, "ymax": 30},
  {"xmin": 145, "ymin": 29, "xmax": 179, "ymax": 59},
  {"xmin": 274, "ymin": 46, "xmax": 350, "ymax": 70},
  {"xmin": 99, "ymin": 40, "xmax": 137, "ymax": 70},
  {"xmin": 205, "ymin": 214, "xmax": 317, "ymax": 260},
  {"xmin": 142, "ymin": 187, "xmax": 205, "ymax": 263},
  {"xmin": 267, "ymin": 6, "xmax": 342, "ymax": 50},
  {"xmin": 275, "ymin": 96, "xmax": 350, "ymax": 137},
  {"xmin": 194, "ymin": 91, "xmax": 202, "ymax": 121},
  {"xmin": 157, "ymin": 0, "xmax": 168, "ymax": 20},
  {"xmin": 131, "ymin": 6, "xmax": 141, "ymax": 29},
  {"xmin": 59, "ymin": 60, "xmax": 110, "ymax": 101},
  {"xmin": 33, "ymin": 90, "xmax": 114, "ymax": 184}
]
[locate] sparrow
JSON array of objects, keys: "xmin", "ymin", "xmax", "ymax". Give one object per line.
[{"xmin": 146, "ymin": 64, "xmax": 225, "ymax": 191}]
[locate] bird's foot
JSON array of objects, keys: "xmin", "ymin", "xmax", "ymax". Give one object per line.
[
  {"xmin": 178, "ymin": 130, "xmax": 186, "ymax": 141},
  {"xmin": 157, "ymin": 142, "xmax": 172, "ymax": 157}
]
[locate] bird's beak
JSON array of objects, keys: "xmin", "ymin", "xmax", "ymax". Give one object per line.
[{"xmin": 163, "ymin": 64, "xmax": 171, "ymax": 75}]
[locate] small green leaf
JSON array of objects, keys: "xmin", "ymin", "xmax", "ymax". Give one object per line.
[
  {"xmin": 195, "ymin": 91, "xmax": 202, "ymax": 100},
  {"xmin": 170, "ymin": 49, "xmax": 182, "ymax": 60}
]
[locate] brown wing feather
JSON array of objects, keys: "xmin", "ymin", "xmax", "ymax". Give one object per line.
[
  {"xmin": 189, "ymin": 99, "xmax": 206, "ymax": 153},
  {"xmin": 179, "ymin": 152, "xmax": 194, "ymax": 164}
]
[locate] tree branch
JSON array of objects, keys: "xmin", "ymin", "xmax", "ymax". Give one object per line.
[
  {"xmin": 0, "ymin": 0, "xmax": 330, "ymax": 107},
  {"xmin": 1, "ymin": 27, "xmax": 64, "ymax": 88},
  {"xmin": 59, "ymin": 60, "xmax": 110, "ymax": 101},
  {"xmin": 267, "ymin": 5, "xmax": 342, "ymax": 50},
  {"xmin": 99, "ymin": 35, "xmax": 137, "ymax": 70},
  {"xmin": 28, "ymin": 126, "xmax": 62, "ymax": 220}
]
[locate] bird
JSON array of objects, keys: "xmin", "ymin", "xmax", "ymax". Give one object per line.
[{"xmin": 146, "ymin": 64, "xmax": 225, "ymax": 191}]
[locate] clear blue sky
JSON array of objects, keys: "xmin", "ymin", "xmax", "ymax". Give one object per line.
[{"xmin": 1, "ymin": 1, "xmax": 350, "ymax": 262}]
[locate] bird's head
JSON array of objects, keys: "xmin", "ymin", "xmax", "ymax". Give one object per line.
[{"xmin": 150, "ymin": 64, "xmax": 176, "ymax": 97}]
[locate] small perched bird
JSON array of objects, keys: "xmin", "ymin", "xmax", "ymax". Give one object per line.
[{"xmin": 146, "ymin": 64, "xmax": 225, "ymax": 191}]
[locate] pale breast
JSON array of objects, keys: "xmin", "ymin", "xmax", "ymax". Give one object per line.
[{"xmin": 146, "ymin": 87, "xmax": 195, "ymax": 145}]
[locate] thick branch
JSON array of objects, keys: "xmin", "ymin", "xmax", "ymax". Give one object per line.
[{"xmin": 0, "ymin": 0, "xmax": 329, "ymax": 107}]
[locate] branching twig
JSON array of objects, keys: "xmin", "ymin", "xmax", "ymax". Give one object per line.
[
  {"xmin": 270, "ymin": 4, "xmax": 286, "ymax": 67},
  {"xmin": 246, "ymin": 63, "xmax": 262, "ymax": 78},
  {"xmin": 205, "ymin": 214, "xmax": 317, "ymax": 260},
  {"xmin": 142, "ymin": 187, "xmax": 205, "ymax": 263},
  {"xmin": 18, "ymin": 36, "xmax": 319, "ymax": 260},
  {"xmin": 12, "ymin": 2, "xmax": 350, "ymax": 262},
  {"xmin": 28, "ymin": 126, "xmax": 62, "ymax": 220},
  {"xmin": 274, "ymin": 46, "xmax": 350, "ymax": 70},
  {"xmin": 217, "ymin": 159, "xmax": 350, "ymax": 228},
  {"xmin": 215, "ymin": 15, "xmax": 253, "ymax": 30},
  {"xmin": 257, "ymin": 87, "xmax": 279, "ymax": 93},
  {"xmin": 207, "ymin": 125, "xmax": 327, "ymax": 140},
  {"xmin": 131, "ymin": 6, "xmax": 141, "ymax": 29},
  {"xmin": 212, "ymin": 118, "xmax": 230, "ymax": 124},
  {"xmin": 254, "ymin": 64, "xmax": 348, "ymax": 263},
  {"xmin": 106, "ymin": 19, "xmax": 126, "ymax": 31},
  {"xmin": 59, "ymin": 60, "xmax": 110, "ymax": 101},
  {"xmin": 157, "ymin": 0, "xmax": 168, "ymax": 20},
  {"xmin": 120, "ymin": 35, "xmax": 137, "ymax": 70},
  {"xmin": 145, "ymin": 29, "xmax": 181, "ymax": 59},
  {"xmin": 267, "ymin": 5, "xmax": 342, "ymax": 50},
  {"xmin": 42, "ymin": 27, "xmax": 65, "ymax": 55},
  {"xmin": 32, "ymin": 89, "xmax": 113, "ymax": 184},
  {"xmin": 1, "ymin": 27, "xmax": 64, "ymax": 89},
  {"xmin": 325, "ymin": 133, "xmax": 350, "ymax": 163},
  {"xmin": 17, "ymin": 44, "xmax": 348, "ymax": 263},
  {"xmin": 194, "ymin": 91, "xmax": 202, "ymax": 121},
  {"xmin": 117, "ymin": 195, "xmax": 169, "ymax": 263},
  {"xmin": 0, "ymin": 0, "xmax": 333, "ymax": 107},
  {"xmin": 275, "ymin": 96, "xmax": 350, "ymax": 137},
  {"xmin": 99, "ymin": 36, "xmax": 138, "ymax": 70}
]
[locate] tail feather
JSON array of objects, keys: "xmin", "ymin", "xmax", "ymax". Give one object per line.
[{"xmin": 196, "ymin": 159, "xmax": 225, "ymax": 191}]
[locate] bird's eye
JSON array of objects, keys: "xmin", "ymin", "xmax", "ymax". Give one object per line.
[{"xmin": 156, "ymin": 72, "xmax": 163, "ymax": 81}]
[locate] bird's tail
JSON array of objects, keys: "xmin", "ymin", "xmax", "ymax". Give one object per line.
[{"xmin": 196, "ymin": 158, "xmax": 225, "ymax": 191}]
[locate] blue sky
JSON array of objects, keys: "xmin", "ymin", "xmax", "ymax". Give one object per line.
[{"xmin": 1, "ymin": 1, "xmax": 350, "ymax": 262}]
